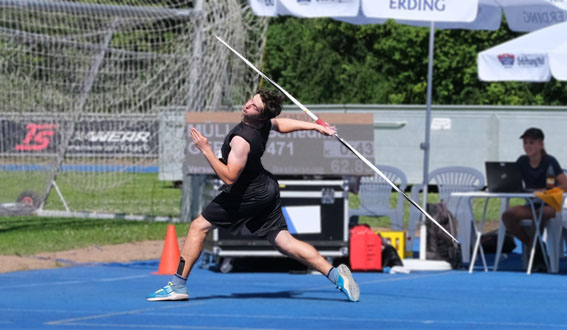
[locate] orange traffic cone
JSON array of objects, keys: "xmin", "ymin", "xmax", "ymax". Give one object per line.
[{"xmin": 152, "ymin": 224, "xmax": 181, "ymax": 275}]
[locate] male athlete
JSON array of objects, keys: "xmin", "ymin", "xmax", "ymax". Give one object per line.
[{"xmin": 147, "ymin": 89, "xmax": 359, "ymax": 302}]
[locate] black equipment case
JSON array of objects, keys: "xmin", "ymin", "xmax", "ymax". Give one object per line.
[{"xmin": 202, "ymin": 179, "xmax": 349, "ymax": 272}]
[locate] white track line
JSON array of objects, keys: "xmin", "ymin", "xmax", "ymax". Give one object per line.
[
  {"xmin": 46, "ymin": 304, "xmax": 200, "ymax": 326},
  {"xmin": 97, "ymin": 275, "xmax": 150, "ymax": 282},
  {"xmin": 51, "ymin": 323, "xmax": 280, "ymax": 330},
  {"xmin": 49, "ymin": 316, "xmax": 567, "ymax": 329},
  {"xmin": 0, "ymin": 274, "xmax": 149, "ymax": 289},
  {"xmin": 274, "ymin": 271, "xmax": 453, "ymax": 294}
]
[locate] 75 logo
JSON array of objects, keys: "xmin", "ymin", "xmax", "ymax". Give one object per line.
[{"xmin": 15, "ymin": 123, "xmax": 57, "ymax": 151}]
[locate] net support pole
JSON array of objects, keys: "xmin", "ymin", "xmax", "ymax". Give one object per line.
[
  {"xmin": 183, "ymin": 0, "xmax": 206, "ymax": 221},
  {"xmin": 187, "ymin": 0, "xmax": 204, "ymax": 110},
  {"xmin": 51, "ymin": 180, "xmax": 70, "ymax": 212},
  {"xmin": 40, "ymin": 18, "xmax": 119, "ymax": 210}
]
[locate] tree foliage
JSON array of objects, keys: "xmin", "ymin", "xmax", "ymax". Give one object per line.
[{"xmin": 263, "ymin": 17, "xmax": 567, "ymax": 105}]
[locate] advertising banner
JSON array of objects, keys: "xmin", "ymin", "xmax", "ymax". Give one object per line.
[
  {"xmin": 362, "ymin": 0, "xmax": 479, "ymax": 23},
  {"xmin": 0, "ymin": 117, "xmax": 158, "ymax": 157}
]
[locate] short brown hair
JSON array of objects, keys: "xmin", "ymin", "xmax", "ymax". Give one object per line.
[{"xmin": 257, "ymin": 89, "xmax": 284, "ymax": 121}]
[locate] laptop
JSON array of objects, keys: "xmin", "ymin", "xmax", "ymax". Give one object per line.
[{"xmin": 485, "ymin": 161, "xmax": 526, "ymax": 193}]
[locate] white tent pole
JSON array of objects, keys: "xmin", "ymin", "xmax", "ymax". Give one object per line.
[{"xmin": 419, "ymin": 21, "xmax": 435, "ymax": 260}]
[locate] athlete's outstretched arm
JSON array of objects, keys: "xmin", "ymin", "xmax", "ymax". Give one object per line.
[
  {"xmin": 190, "ymin": 127, "xmax": 248, "ymax": 185},
  {"xmin": 271, "ymin": 118, "xmax": 336, "ymax": 135}
]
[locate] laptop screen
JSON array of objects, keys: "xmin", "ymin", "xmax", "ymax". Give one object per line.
[{"xmin": 485, "ymin": 162, "xmax": 525, "ymax": 193}]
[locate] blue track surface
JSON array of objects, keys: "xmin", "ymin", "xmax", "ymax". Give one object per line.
[{"xmin": 1, "ymin": 253, "xmax": 567, "ymax": 330}]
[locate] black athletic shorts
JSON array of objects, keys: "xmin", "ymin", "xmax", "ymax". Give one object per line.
[{"xmin": 201, "ymin": 172, "xmax": 288, "ymax": 238}]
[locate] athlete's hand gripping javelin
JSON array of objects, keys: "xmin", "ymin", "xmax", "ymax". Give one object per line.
[{"xmin": 316, "ymin": 123, "xmax": 337, "ymax": 136}]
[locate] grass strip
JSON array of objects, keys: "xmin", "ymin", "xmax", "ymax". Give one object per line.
[{"xmin": 0, "ymin": 216, "xmax": 189, "ymax": 256}]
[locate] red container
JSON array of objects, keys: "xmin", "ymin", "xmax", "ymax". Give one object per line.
[{"xmin": 349, "ymin": 225, "xmax": 382, "ymax": 271}]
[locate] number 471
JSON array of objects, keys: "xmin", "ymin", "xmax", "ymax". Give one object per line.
[{"xmin": 266, "ymin": 141, "xmax": 293, "ymax": 156}]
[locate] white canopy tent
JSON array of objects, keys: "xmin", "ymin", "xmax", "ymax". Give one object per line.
[
  {"xmin": 551, "ymin": 43, "xmax": 567, "ymax": 80},
  {"xmin": 478, "ymin": 21, "xmax": 567, "ymax": 81},
  {"xmin": 249, "ymin": 0, "xmax": 567, "ymax": 262},
  {"xmin": 338, "ymin": 0, "xmax": 567, "ymax": 32}
]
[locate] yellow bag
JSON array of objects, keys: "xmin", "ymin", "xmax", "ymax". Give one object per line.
[{"xmin": 534, "ymin": 187, "xmax": 565, "ymax": 212}]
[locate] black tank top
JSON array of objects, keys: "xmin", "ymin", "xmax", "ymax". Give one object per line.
[
  {"xmin": 221, "ymin": 121, "xmax": 271, "ymax": 189},
  {"xmin": 516, "ymin": 154, "xmax": 562, "ymax": 190}
]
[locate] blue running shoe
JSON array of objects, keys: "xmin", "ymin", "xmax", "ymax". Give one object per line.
[
  {"xmin": 147, "ymin": 282, "xmax": 189, "ymax": 301},
  {"xmin": 336, "ymin": 264, "xmax": 360, "ymax": 302}
]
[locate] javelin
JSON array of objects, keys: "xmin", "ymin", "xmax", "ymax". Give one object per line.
[{"xmin": 215, "ymin": 35, "xmax": 458, "ymax": 244}]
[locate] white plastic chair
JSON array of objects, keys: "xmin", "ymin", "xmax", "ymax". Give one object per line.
[
  {"xmin": 408, "ymin": 166, "xmax": 485, "ymax": 263},
  {"xmin": 349, "ymin": 165, "xmax": 407, "ymax": 230},
  {"xmin": 544, "ymin": 170, "xmax": 567, "ymax": 273},
  {"xmin": 539, "ymin": 189, "xmax": 567, "ymax": 273},
  {"xmin": 546, "ymin": 209, "xmax": 567, "ymax": 273}
]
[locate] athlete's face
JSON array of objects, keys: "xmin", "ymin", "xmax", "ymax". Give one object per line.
[
  {"xmin": 242, "ymin": 94, "xmax": 264, "ymax": 119},
  {"xmin": 523, "ymin": 137, "xmax": 544, "ymax": 158}
]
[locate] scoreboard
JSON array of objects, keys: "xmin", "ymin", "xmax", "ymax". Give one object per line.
[{"xmin": 184, "ymin": 112, "xmax": 375, "ymax": 176}]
